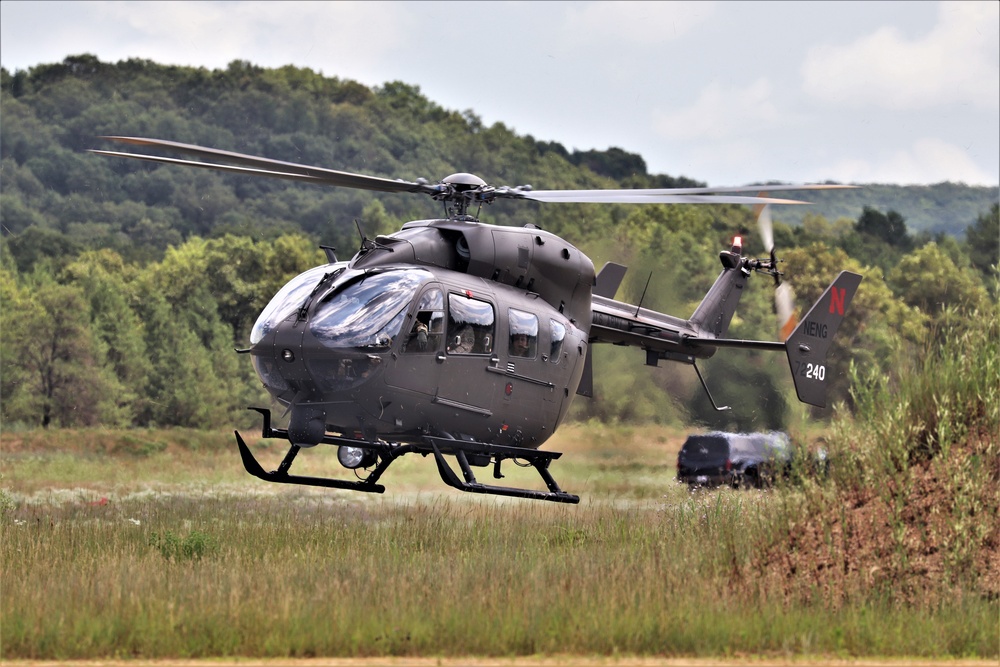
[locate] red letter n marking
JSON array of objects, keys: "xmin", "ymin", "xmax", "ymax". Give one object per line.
[{"xmin": 829, "ymin": 287, "xmax": 846, "ymax": 315}]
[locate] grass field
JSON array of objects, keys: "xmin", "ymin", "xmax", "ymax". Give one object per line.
[{"xmin": 2, "ymin": 416, "xmax": 997, "ymax": 661}]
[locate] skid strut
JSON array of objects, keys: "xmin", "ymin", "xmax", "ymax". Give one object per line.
[
  {"xmin": 235, "ymin": 408, "xmax": 579, "ymax": 503},
  {"xmin": 428, "ymin": 441, "xmax": 579, "ymax": 504}
]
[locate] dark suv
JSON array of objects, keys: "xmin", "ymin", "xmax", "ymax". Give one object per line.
[{"xmin": 676, "ymin": 431, "xmax": 791, "ymax": 489}]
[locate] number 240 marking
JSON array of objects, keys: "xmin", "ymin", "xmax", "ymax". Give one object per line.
[{"xmin": 802, "ymin": 363, "xmax": 826, "ymax": 381}]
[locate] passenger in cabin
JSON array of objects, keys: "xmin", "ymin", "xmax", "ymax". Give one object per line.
[
  {"xmin": 449, "ymin": 325, "xmax": 476, "ymax": 354},
  {"xmin": 510, "ymin": 333, "xmax": 531, "ymax": 357}
]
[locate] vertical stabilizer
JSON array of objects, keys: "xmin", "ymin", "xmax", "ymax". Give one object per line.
[
  {"xmin": 594, "ymin": 262, "xmax": 628, "ymax": 299},
  {"xmin": 785, "ymin": 271, "xmax": 863, "ymax": 407},
  {"xmin": 689, "ymin": 244, "xmax": 750, "ymax": 338}
]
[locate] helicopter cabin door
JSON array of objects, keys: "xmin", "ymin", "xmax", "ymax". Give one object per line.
[
  {"xmin": 495, "ymin": 307, "xmax": 565, "ymax": 444},
  {"xmin": 386, "ymin": 285, "xmax": 498, "ymax": 426}
]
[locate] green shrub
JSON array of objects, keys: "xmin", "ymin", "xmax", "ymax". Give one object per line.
[{"xmin": 149, "ymin": 529, "xmax": 217, "ymax": 561}]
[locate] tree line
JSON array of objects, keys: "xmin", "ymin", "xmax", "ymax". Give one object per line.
[{"xmin": 1, "ymin": 56, "xmax": 996, "ymax": 431}]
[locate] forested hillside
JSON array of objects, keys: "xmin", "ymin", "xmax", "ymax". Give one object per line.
[
  {"xmin": 1, "ymin": 55, "xmax": 997, "ymax": 432},
  {"xmin": 772, "ymin": 181, "xmax": 997, "ymax": 238}
]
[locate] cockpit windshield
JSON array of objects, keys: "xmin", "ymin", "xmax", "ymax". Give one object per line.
[
  {"xmin": 310, "ymin": 269, "xmax": 432, "ymax": 350},
  {"xmin": 251, "ymin": 264, "xmax": 344, "ymax": 345}
]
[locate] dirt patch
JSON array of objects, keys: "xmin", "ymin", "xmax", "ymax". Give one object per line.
[{"xmin": 749, "ymin": 427, "xmax": 1000, "ymax": 606}]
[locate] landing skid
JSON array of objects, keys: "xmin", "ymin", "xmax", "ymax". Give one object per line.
[{"xmin": 235, "ymin": 408, "xmax": 580, "ymax": 504}]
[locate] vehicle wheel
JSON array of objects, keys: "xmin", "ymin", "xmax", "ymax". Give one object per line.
[{"xmin": 742, "ymin": 468, "xmax": 758, "ymax": 489}]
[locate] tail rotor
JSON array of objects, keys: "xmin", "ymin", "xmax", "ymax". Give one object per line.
[{"xmin": 753, "ymin": 202, "xmax": 799, "ymax": 342}]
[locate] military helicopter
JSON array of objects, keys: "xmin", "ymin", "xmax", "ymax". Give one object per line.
[{"xmin": 93, "ymin": 136, "xmax": 861, "ymax": 504}]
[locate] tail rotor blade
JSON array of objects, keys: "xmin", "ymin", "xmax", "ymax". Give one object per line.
[
  {"xmin": 754, "ymin": 201, "xmax": 798, "ymax": 340},
  {"xmin": 776, "ymin": 282, "xmax": 798, "ymax": 341},
  {"xmin": 754, "ymin": 202, "xmax": 774, "ymax": 253}
]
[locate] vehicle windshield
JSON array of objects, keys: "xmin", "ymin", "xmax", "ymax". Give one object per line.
[
  {"xmin": 310, "ymin": 269, "xmax": 432, "ymax": 349},
  {"xmin": 251, "ymin": 264, "xmax": 344, "ymax": 345}
]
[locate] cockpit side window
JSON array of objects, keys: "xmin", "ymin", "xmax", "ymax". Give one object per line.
[
  {"xmin": 447, "ymin": 293, "xmax": 495, "ymax": 355},
  {"xmin": 508, "ymin": 308, "xmax": 538, "ymax": 359},
  {"xmin": 403, "ymin": 287, "xmax": 444, "ymax": 354}
]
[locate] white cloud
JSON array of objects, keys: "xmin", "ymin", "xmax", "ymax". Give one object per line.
[
  {"xmin": 99, "ymin": 1, "xmax": 252, "ymax": 62},
  {"xmin": 653, "ymin": 79, "xmax": 779, "ymax": 142},
  {"xmin": 822, "ymin": 137, "xmax": 995, "ymax": 185},
  {"xmin": 560, "ymin": 1, "xmax": 717, "ymax": 46},
  {"xmin": 801, "ymin": 1, "xmax": 1000, "ymax": 110},
  {"xmin": 83, "ymin": 1, "xmax": 405, "ymax": 82}
]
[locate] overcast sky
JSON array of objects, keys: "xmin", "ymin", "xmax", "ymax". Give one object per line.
[{"xmin": 2, "ymin": 1, "xmax": 998, "ymax": 188}]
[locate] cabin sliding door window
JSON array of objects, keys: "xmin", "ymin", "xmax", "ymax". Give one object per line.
[
  {"xmin": 508, "ymin": 309, "xmax": 538, "ymax": 359},
  {"xmin": 447, "ymin": 293, "xmax": 495, "ymax": 355},
  {"xmin": 548, "ymin": 319, "xmax": 566, "ymax": 363}
]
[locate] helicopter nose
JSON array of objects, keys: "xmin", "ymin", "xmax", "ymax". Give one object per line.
[
  {"xmin": 249, "ymin": 326, "xmax": 329, "ymax": 447},
  {"xmin": 250, "ymin": 321, "xmax": 310, "ymax": 399},
  {"xmin": 249, "ymin": 315, "xmax": 390, "ymax": 447}
]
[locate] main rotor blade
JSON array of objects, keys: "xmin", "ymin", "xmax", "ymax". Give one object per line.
[
  {"xmin": 90, "ymin": 150, "xmax": 348, "ymax": 186},
  {"xmin": 518, "ymin": 183, "xmax": 855, "ymax": 199},
  {"xmin": 677, "ymin": 183, "xmax": 856, "ymax": 194},
  {"xmin": 518, "ymin": 191, "xmax": 811, "ymax": 205},
  {"xmin": 95, "ymin": 136, "xmax": 430, "ymax": 194}
]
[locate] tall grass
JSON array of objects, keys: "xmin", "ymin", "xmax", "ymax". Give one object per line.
[
  {"xmin": 2, "ymin": 488, "xmax": 996, "ymax": 659},
  {"xmin": 841, "ymin": 310, "xmax": 998, "ymax": 476}
]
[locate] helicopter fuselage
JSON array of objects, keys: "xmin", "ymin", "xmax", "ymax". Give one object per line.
[{"xmin": 249, "ymin": 219, "xmax": 593, "ymax": 449}]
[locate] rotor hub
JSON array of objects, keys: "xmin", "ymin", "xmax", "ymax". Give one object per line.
[{"xmin": 441, "ymin": 172, "xmax": 487, "ymax": 190}]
